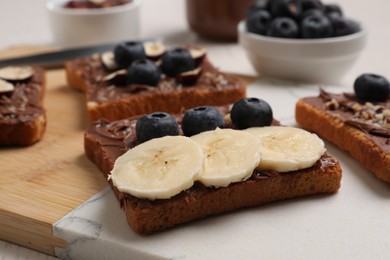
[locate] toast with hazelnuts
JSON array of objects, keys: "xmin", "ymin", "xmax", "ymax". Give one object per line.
[
  {"xmin": 65, "ymin": 42, "xmax": 246, "ymax": 122},
  {"xmin": 85, "ymin": 100, "xmax": 342, "ymax": 234},
  {"xmin": 296, "ymin": 87, "xmax": 390, "ymax": 183},
  {"xmin": 0, "ymin": 66, "xmax": 46, "ymax": 146}
]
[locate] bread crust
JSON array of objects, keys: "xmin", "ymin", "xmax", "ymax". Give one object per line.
[
  {"xmin": 0, "ymin": 67, "xmax": 46, "ymax": 146},
  {"xmin": 84, "ymin": 116, "xmax": 342, "ymax": 234},
  {"xmin": 65, "ymin": 53, "xmax": 246, "ymax": 122},
  {"xmin": 296, "ymin": 98, "xmax": 390, "ymax": 183}
]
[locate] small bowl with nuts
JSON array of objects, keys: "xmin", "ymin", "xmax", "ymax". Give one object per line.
[{"xmin": 46, "ymin": 0, "xmax": 141, "ymax": 47}]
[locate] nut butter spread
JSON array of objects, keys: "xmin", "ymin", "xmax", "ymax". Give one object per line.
[
  {"xmin": 302, "ymin": 88, "xmax": 390, "ymax": 153},
  {"xmin": 0, "ymin": 67, "xmax": 45, "ymax": 124}
]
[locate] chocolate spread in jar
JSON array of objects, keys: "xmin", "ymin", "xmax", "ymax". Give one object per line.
[{"xmin": 186, "ymin": 0, "xmax": 252, "ymax": 41}]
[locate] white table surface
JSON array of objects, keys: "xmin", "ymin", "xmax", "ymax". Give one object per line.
[{"xmin": 1, "ymin": 0, "xmax": 390, "ymax": 259}]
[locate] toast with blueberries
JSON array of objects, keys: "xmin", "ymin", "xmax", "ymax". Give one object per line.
[
  {"xmin": 85, "ymin": 97, "xmax": 342, "ymax": 234},
  {"xmin": 296, "ymin": 73, "xmax": 390, "ymax": 182},
  {"xmin": 0, "ymin": 66, "xmax": 46, "ymax": 146},
  {"xmin": 65, "ymin": 41, "xmax": 246, "ymax": 122}
]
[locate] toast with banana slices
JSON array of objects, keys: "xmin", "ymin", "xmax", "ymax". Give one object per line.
[
  {"xmin": 65, "ymin": 41, "xmax": 246, "ymax": 121},
  {"xmin": 85, "ymin": 98, "xmax": 342, "ymax": 234},
  {"xmin": 0, "ymin": 66, "xmax": 46, "ymax": 146}
]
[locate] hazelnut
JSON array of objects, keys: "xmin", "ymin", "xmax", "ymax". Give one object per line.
[
  {"xmin": 0, "ymin": 79, "xmax": 15, "ymax": 98},
  {"xmin": 143, "ymin": 41, "xmax": 166, "ymax": 61},
  {"xmin": 0, "ymin": 66, "xmax": 34, "ymax": 83},
  {"xmin": 101, "ymin": 69, "xmax": 128, "ymax": 85},
  {"xmin": 189, "ymin": 47, "xmax": 206, "ymax": 66},
  {"xmin": 101, "ymin": 51, "xmax": 118, "ymax": 71},
  {"xmin": 176, "ymin": 67, "xmax": 202, "ymax": 86}
]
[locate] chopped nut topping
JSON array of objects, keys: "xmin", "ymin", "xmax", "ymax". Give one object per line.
[{"xmin": 325, "ymin": 99, "xmax": 339, "ymax": 110}]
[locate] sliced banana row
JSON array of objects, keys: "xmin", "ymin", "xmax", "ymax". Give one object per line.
[{"xmin": 110, "ymin": 126, "xmax": 326, "ymax": 200}]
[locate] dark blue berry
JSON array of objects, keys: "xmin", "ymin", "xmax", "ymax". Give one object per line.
[
  {"xmin": 300, "ymin": 8, "xmax": 324, "ymax": 21},
  {"xmin": 136, "ymin": 112, "xmax": 179, "ymax": 143},
  {"xmin": 271, "ymin": 0, "xmax": 302, "ymax": 20},
  {"xmin": 301, "ymin": 0, "xmax": 324, "ymax": 12},
  {"xmin": 330, "ymin": 17, "xmax": 359, "ymax": 37},
  {"xmin": 182, "ymin": 106, "xmax": 224, "ymax": 136},
  {"xmin": 324, "ymin": 4, "xmax": 343, "ymax": 17},
  {"xmin": 246, "ymin": 9, "xmax": 272, "ymax": 35},
  {"xmin": 354, "ymin": 74, "xmax": 390, "ymax": 102},
  {"xmin": 161, "ymin": 48, "xmax": 195, "ymax": 77},
  {"xmin": 230, "ymin": 98, "xmax": 273, "ymax": 129},
  {"xmin": 247, "ymin": 0, "xmax": 271, "ymax": 16},
  {"xmin": 114, "ymin": 41, "xmax": 146, "ymax": 69},
  {"xmin": 301, "ymin": 13, "xmax": 333, "ymax": 38},
  {"xmin": 267, "ymin": 17, "xmax": 299, "ymax": 38},
  {"xmin": 127, "ymin": 59, "xmax": 161, "ymax": 86}
]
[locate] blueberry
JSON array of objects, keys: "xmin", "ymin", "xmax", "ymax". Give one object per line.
[
  {"xmin": 136, "ymin": 112, "xmax": 179, "ymax": 143},
  {"xmin": 271, "ymin": 0, "xmax": 302, "ymax": 20},
  {"xmin": 161, "ymin": 48, "xmax": 195, "ymax": 77},
  {"xmin": 354, "ymin": 74, "xmax": 390, "ymax": 102},
  {"xmin": 324, "ymin": 4, "xmax": 343, "ymax": 17},
  {"xmin": 230, "ymin": 98, "xmax": 273, "ymax": 129},
  {"xmin": 267, "ymin": 17, "xmax": 299, "ymax": 38},
  {"xmin": 330, "ymin": 17, "xmax": 360, "ymax": 37},
  {"xmin": 182, "ymin": 106, "xmax": 224, "ymax": 136},
  {"xmin": 301, "ymin": 0, "xmax": 324, "ymax": 12},
  {"xmin": 301, "ymin": 13, "xmax": 333, "ymax": 38},
  {"xmin": 127, "ymin": 59, "xmax": 161, "ymax": 86},
  {"xmin": 300, "ymin": 8, "xmax": 324, "ymax": 21},
  {"xmin": 114, "ymin": 41, "xmax": 146, "ymax": 69},
  {"xmin": 246, "ymin": 9, "xmax": 272, "ymax": 35},
  {"xmin": 247, "ymin": 0, "xmax": 271, "ymax": 16}
]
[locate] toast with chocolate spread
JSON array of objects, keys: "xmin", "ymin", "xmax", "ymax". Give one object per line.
[
  {"xmin": 296, "ymin": 87, "xmax": 390, "ymax": 183},
  {"xmin": 0, "ymin": 66, "xmax": 46, "ymax": 146},
  {"xmin": 85, "ymin": 99, "xmax": 342, "ymax": 234},
  {"xmin": 65, "ymin": 42, "xmax": 246, "ymax": 122}
]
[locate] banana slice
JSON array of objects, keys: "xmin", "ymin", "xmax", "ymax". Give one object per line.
[
  {"xmin": 244, "ymin": 126, "xmax": 326, "ymax": 172},
  {"xmin": 110, "ymin": 136, "xmax": 204, "ymax": 200},
  {"xmin": 190, "ymin": 128, "xmax": 262, "ymax": 187}
]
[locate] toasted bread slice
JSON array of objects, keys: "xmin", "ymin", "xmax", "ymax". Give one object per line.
[
  {"xmin": 0, "ymin": 67, "xmax": 46, "ymax": 146},
  {"xmin": 296, "ymin": 88, "xmax": 390, "ymax": 182},
  {"xmin": 65, "ymin": 46, "xmax": 246, "ymax": 122},
  {"xmin": 85, "ymin": 106, "xmax": 342, "ymax": 234}
]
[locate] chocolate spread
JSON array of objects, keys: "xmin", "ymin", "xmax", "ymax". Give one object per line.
[
  {"xmin": 86, "ymin": 106, "xmax": 338, "ymax": 203},
  {"xmin": 70, "ymin": 54, "xmax": 243, "ymax": 104},
  {"xmin": 302, "ymin": 88, "xmax": 390, "ymax": 153},
  {"xmin": 0, "ymin": 67, "xmax": 45, "ymax": 124}
]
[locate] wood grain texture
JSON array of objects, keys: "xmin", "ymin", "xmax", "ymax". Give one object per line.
[{"xmin": 0, "ymin": 47, "xmax": 107, "ymax": 255}]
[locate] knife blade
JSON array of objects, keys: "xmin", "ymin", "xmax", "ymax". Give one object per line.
[{"xmin": 0, "ymin": 39, "xmax": 158, "ymax": 68}]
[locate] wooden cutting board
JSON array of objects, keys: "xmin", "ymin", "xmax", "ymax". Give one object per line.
[
  {"xmin": 0, "ymin": 46, "xmax": 255, "ymax": 256},
  {"xmin": 0, "ymin": 46, "xmax": 107, "ymax": 256}
]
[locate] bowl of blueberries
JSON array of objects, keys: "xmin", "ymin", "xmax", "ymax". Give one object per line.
[{"xmin": 238, "ymin": 0, "xmax": 367, "ymax": 83}]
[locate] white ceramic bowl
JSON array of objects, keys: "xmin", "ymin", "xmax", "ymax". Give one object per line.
[
  {"xmin": 238, "ymin": 20, "xmax": 367, "ymax": 84},
  {"xmin": 46, "ymin": 0, "xmax": 141, "ymax": 47}
]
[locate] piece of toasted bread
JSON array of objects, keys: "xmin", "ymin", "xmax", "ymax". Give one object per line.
[
  {"xmin": 296, "ymin": 88, "xmax": 390, "ymax": 183},
  {"xmin": 65, "ymin": 47, "xmax": 246, "ymax": 122},
  {"xmin": 84, "ymin": 106, "xmax": 342, "ymax": 234},
  {"xmin": 0, "ymin": 67, "xmax": 46, "ymax": 146}
]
